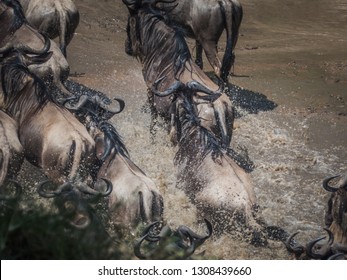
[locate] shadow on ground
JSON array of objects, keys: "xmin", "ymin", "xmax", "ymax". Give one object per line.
[{"xmin": 227, "ymin": 83, "xmax": 277, "ymax": 116}]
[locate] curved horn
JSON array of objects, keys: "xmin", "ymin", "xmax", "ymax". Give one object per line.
[
  {"xmin": 111, "ymin": 98, "xmax": 125, "ymax": 114},
  {"xmin": 77, "ymin": 179, "xmax": 113, "ymax": 196},
  {"xmin": 98, "ymin": 178, "xmax": 113, "ymax": 196},
  {"xmin": 37, "ymin": 181, "xmax": 72, "ymax": 198},
  {"xmin": 0, "ymin": 179, "xmax": 22, "ymax": 200},
  {"xmin": 98, "ymin": 97, "xmax": 126, "ymax": 115},
  {"xmin": 151, "ymin": 76, "xmax": 184, "ymax": 97},
  {"xmin": 0, "ymin": 33, "xmax": 51, "ymax": 55},
  {"xmin": 204, "ymin": 219, "xmax": 213, "ymax": 238},
  {"xmin": 306, "ymin": 236, "xmax": 330, "ymax": 259},
  {"xmin": 176, "ymin": 219, "xmax": 212, "ymax": 246},
  {"xmin": 186, "ymin": 80, "xmax": 223, "ymax": 100},
  {"xmin": 323, "ymin": 175, "xmax": 340, "ymax": 192},
  {"xmin": 134, "ymin": 233, "xmax": 152, "ymax": 259},
  {"xmin": 285, "ymin": 232, "xmax": 305, "ymax": 256},
  {"xmin": 23, "ymin": 51, "xmax": 53, "ymax": 66},
  {"xmin": 323, "ymin": 228, "xmax": 334, "ymax": 246}
]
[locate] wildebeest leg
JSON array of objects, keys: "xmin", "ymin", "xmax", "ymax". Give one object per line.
[
  {"xmin": 61, "ymin": 10, "xmax": 80, "ymax": 59},
  {"xmin": 195, "ymin": 41, "xmax": 203, "ymax": 69},
  {"xmin": 201, "ymin": 40, "xmax": 222, "ymax": 78}
]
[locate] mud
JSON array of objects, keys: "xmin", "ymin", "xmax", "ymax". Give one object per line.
[{"xmin": 17, "ymin": 0, "xmax": 347, "ymax": 259}]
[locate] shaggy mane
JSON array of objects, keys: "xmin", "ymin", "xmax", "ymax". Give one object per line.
[
  {"xmin": 131, "ymin": 7, "xmax": 191, "ymax": 81},
  {"xmin": 174, "ymin": 95, "xmax": 254, "ymax": 172},
  {"xmin": 1, "ymin": 55, "xmax": 52, "ymax": 117},
  {"xmin": 1, "ymin": 0, "xmax": 26, "ymax": 33}
]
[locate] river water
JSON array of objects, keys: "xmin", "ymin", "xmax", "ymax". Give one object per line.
[{"xmin": 17, "ymin": 0, "xmax": 347, "ymax": 259}]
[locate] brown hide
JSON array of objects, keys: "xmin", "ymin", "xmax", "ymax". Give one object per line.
[
  {"xmin": 18, "ymin": 102, "xmax": 96, "ymax": 185},
  {"xmin": 18, "ymin": 0, "xmax": 79, "ymax": 57},
  {"xmin": 325, "ymin": 175, "xmax": 347, "ymax": 245},
  {"xmin": 175, "ymin": 129, "xmax": 258, "ymax": 234},
  {"xmin": 0, "ymin": 1, "xmax": 70, "ymax": 96},
  {"xmin": 96, "ymin": 137, "xmax": 163, "ymax": 229},
  {"xmin": 158, "ymin": 0, "xmax": 243, "ymax": 81},
  {"xmin": 124, "ymin": 3, "xmax": 255, "ymax": 234},
  {"xmin": 0, "ymin": 110, "xmax": 24, "ymax": 186},
  {"xmin": 126, "ymin": 9, "xmax": 234, "ymax": 146}
]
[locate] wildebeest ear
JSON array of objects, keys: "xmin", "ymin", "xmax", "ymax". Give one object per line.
[
  {"xmin": 95, "ymin": 135, "xmax": 112, "ymax": 161},
  {"xmin": 95, "ymin": 135, "xmax": 106, "ymax": 160}
]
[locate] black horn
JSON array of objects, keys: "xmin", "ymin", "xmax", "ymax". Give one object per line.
[
  {"xmin": 151, "ymin": 76, "xmax": 184, "ymax": 97},
  {"xmin": 0, "ymin": 33, "xmax": 51, "ymax": 55},
  {"xmin": 323, "ymin": 175, "xmax": 341, "ymax": 192},
  {"xmin": 37, "ymin": 180, "xmax": 72, "ymax": 198},
  {"xmin": 77, "ymin": 179, "xmax": 113, "ymax": 197}
]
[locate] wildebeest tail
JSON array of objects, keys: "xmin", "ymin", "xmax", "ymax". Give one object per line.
[{"xmin": 219, "ymin": 0, "xmax": 243, "ymax": 81}]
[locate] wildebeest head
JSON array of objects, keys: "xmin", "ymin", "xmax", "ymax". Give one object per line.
[
  {"xmin": 286, "ymin": 228, "xmax": 347, "ymax": 260},
  {"xmin": 92, "ymin": 121, "xmax": 164, "ymax": 229},
  {"xmin": 285, "ymin": 175, "xmax": 347, "ymax": 259},
  {"xmin": 1, "ymin": 0, "xmax": 71, "ymax": 99},
  {"xmin": 37, "ymin": 180, "xmax": 112, "ymax": 229},
  {"xmin": 0, "ymin": 0, "xmax": 51, "ymax": 55},
  {"xmin": 123, "ymin": 0, "xmax": 177, "ymax": 59},
  {"xmin": 134, "ymin": 219, "xmax": 212, "ymax": 259},
  {"xmin": 0, "ymin": 0, "xmax": 26, "ymax": 34},
  {"xmin": 1, "ymin": 50, "xmax": 53, "ymax": 113},
  {"xmin": 323, "ymin": 175, "xmax": 347, "ymax": 245}
]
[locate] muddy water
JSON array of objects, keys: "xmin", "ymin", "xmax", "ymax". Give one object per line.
[{"xmin": 18, "ymin": 0, "xmax": 346, "ymax": 259}]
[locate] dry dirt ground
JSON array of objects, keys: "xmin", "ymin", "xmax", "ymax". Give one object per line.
[{"xmin": 19, "ymin": 0, "xmax": 347, "ymax": 259}]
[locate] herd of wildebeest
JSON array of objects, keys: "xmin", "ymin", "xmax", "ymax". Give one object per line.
[{"xmin": 0, "ymin": 0, "xmax": 346, "ymax": 259}]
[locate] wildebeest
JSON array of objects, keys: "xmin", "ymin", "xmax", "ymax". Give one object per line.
[
  {"xmin": 142, "ymin": 0, "xmax": 243, "ymax": 81},
  {"xmin": 124, "ymin": 0, "xmax": 234, "ymax": 147},
  {"xmin": 18, "ymin": 0, "xmax": 80, "ymax": 57},
  {"xmin": 173, "ymin": 94, "xmax": 261, "ymax": 239},
  {"xmin": 134, "ymin": 219, "xmax": 212, "ymax": 259},
  {"xmin": 1, "ymin": 49, "xmax": 163, "ymax": 229},
  {"xmin": 0, "ymin": 181, "xmax": 125, "ymax": 259},
  {"xmin": 285, "ymin": 175, "xmax": 347, "ymax": 259},
  {"xmin": 1, "ymin": 50, "xmax": 99, "ymax": 190},
  {"xmin": 92, "ymin": 121, "xmax": 164, "ymax": 229},
  {"xmin": 0, "ymin": 110, "xmax": 24, "ymax": 187},
  {"xmin": 323, "ymin": 175, "xmax": 347, "ymax": 246},
  {"xmin": 0, "ymin": 0, "xmax": 125, "ymax": 115},
  {"xmin": 286, "ymin": 228, "xmax": 347, "ymax": 260},
  {"xmin": 123, "ymin": 0, "xmax": 264, "ymax": 239},
  {"xmin": 0, "ymin": 0, "xmax": 70, "ymax": 98},
  {"xmin": 37, "ymin": 180, "xmax": 111, "ymax": 229}
]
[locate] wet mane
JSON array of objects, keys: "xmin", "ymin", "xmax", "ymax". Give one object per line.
[
  {"xmin": 132, "ymin": 6, "xmax": 191, "ymax": 81},
  {"xmin": 174, "ymin": 95, "xmax": 254, "ymax": 172},
  {"xmin": 174, "ymin": 95, "xmax": 225, "ymax": 163},
  {"xmin": 98, "ymin": 121, "xmax": 129, "ymax": 159},
  {"xmin": 0, "ymin": 0, "xmax": 26, "ymax": 33},
  {"xmin": 1, "ymin": 56, "xmax": 51, "ymax": 117}
]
